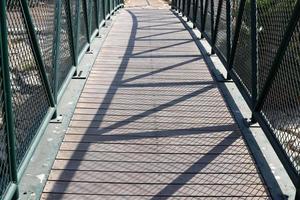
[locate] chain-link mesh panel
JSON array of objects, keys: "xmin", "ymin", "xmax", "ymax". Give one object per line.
[
  {"xmin": 58, "ymin": 0, "xmax": 73, "ymax": 91},
  {"xmin": 204, "ymin": 0, "xmax": 212, "ymax": 40},
  {"xmin": 232, "ymin": 0, "xmax": 252, "ymax": 95},
  {"xmin": 215, "ymin": 0, "xmax": 227, "ymax": 59},
  {"xmin": 183, "ymin": 0, "xmax": 188, "ymax": 16},
  {"xmin": 29, "ymin": 0, "xmax": 56, "ymax": 89},
  {"xmin": 106, "ymin": 0, "xmax": 109, "ymax": 16},
  {"xmin": 78, "ymin": 0, "xmax": 88, "ymax": 55},
  {"xmin": 91, "ymin": 0, "xmax": 98, "ymax": 34},
  {"xmin": 98, "ymin": 0, "xmax": 104, "ymax": 23},
  {"xmin": 257, "ymin": 0, "xmax": 295, "ymax": 94},
  {"xmin": 0, "ymin": 44, "xmax": 12, "ymax": 200},
  {"xmin": 195, "ymin": 0, "xmax": 202, "ymax": 27},
  {"xmin": 6, "ymin": 0, "xmax": 50, "ymax": 166},
  {"xmin": 261, "ymin": 18, "xmax": 300, "ymax": 174},
  {"xmin": 188, "ymin": 0, "xmax": 194, "ymax": 20},
  {"xmin": 69, "ymin": 0, "xmax": 77, "ymax": 37}
]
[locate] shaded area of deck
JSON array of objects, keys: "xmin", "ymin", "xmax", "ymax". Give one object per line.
[{"xmin": 42, "ymin": 1, "xmax": 270, "ymax": 199}]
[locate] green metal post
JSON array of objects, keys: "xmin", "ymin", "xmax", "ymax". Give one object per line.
[
  {"xmin": 95, "ymin": 0, "xmax": 100, "ymax": 35},
  {"xmin": 192, "ymin": 0, "xmax": 199, "ymax": 28},
  {"xmin": 212, "ymin": 0, "xmax": 223, "ymax": 52},
  {"xmin": 187, "ymin": 0, "xmax": 191, "ymax": 21},
  {"xmin": 66, "ymin": 0, "xmax": 77, "ymax": 67},
  {"xmin": 75, "ymin": 0, "xmax": 81, "ymax": 66},
  {"xmin": 210, "ymin": 0, "xmax": 214, "ymax": 54},
  {"xmin": 52, "ymin": 0, "xmax": 63, "ymax": 119},
  {"xmin": 202, "ymin": 0, "xmax": 208, "ymax": 33},
  {"xmin": 83, "ymin": 0, "xmax": 91, "ymax": 50},
  {"xmin": 250, "ymin": 0, "xmax": 257, "ymax": 123},
  {"xmin": 0, "ymin": 1, "xmax": 19, "ymax": 199},
  {"xmin": 19, "ymin": 0, "xmax": 55, "ymax": 107}
]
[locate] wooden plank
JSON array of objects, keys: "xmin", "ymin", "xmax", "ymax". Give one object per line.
[
  {"xmin": 41, "ymin": 194, "xmax": 271, "ymax": 200},
  {"xmin": 43, "ymin": 181, "xmax": 268, "ymax": 197},
  {"xmin": 48, "ymin": 170, "xmax": 263, "ymax": 184}
]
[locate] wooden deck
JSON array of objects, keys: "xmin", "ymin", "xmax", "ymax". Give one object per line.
[{"xmin": 41, "ymin": 1, "xmax": 270, "ymax": 199}]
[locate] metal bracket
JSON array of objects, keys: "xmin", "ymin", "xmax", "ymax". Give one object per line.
[
  {"xmin": 50, "ymin": 114, "xmax": 63, "ymax": 123},
  {"xmin": 86, "ymin": 49, "xmax": 94, "ymax": 54},
  {"xmin": 72, "ymin": 70, "xmax": 86, "ymax": 79}
]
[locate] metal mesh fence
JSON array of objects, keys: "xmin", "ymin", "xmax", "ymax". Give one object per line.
[
  {"xmin": 58, "ymin": 0, "xmax": 73, "ymax": 90},
  {"xmin": 232, "ymin": 0, "xmax": 252, "ymax": 95},
  {"xmin": 29, "ymin": 0, "xmax": 56, "ymax": 89},
  {"xmin": 261, "ymin": 20, "xmax": 300, "ymax": 174},
  {"xmin": 257, "ymin": 0, "xmax": 295, "ymax": 94},
  {"xmin": 215, "ymin": 0, "xmax": 227, "ymax": 59},
  {"xmin": 0, "ymin": 47, "xmax": 12, "ymax": 200},
  {"xmin": 6, "ymin": 0, "xmax": 50, "ymax": 166},
  {"xmin": 98, "ymin": 0, "xmax": 105, "ymax": 23},
  {"xmin": 91, "ymin": 0, "xmax": 98, "ymax": 34},
  {"xmin": 78, "ymin": 0, "xmax": 88, "ymax": 55},
  {"xmin": 195, "ymin": 0, "xmax": 202, "ymax": 27},
  {"xmin": 204, "ymin": 0, "xmax": 212, "ymax": 40}
]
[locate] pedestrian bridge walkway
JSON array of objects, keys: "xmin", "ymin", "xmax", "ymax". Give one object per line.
[{"xmin": 41, "ymin": 1, "xmax": 270, "ymax": 199}]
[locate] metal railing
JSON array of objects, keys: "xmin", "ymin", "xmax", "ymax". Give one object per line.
[
  {"xmin": 0, "ymin": 0, "xmax": 123, "ymax": 199},
  {"xmin": 172, "ymin": 0, "xmax": 300, "ymax": 197}
]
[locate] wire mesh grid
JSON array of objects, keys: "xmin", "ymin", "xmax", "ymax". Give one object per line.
[
  {"xmin": 98, "ymin": 0, "xmax": 105, "ymax": 22},
  {"xmin": 29, "ymin": 0, "xmax": 56, "ymax": 89},
  {"xmin": 78, "ymin": 0, "xmax": 88, "ymax": 55},
  {"xmin": 214, "ymin": 0, "xmax": 227, "ymax": 59},
  {"xmin": 261, "ymin": 20, "xmax": 300, "ymax": 174},
  {"xmin": 195, "ymin": 0, "xmax": 202, "ymax": 27},
  {"xmin": 188, "ymin": 0, "xmax": 193, "ymax": 20},
  {"xmin": 203, "ymin": 0, "xmax": 212, "ymax": 40},
  {"xmin": 232, "ymin": 0, "xmax": 252, "ymax": 95},
  {"xmin": 257, "ymin": 0, "xmax": 295, "ymax": 94},
  {"xmin": 0, "ymin": 50, "xmax": 12, "ymax": 200},
  {"xmin": 57, "ymin": 0, "xmax": 73, "ymax": 91},
  {"xmin": 91, "ymin": 0, "xmax": 98, "ymax": 34},
  {"xmin": 6, "ymin": 0, "xmax": 50, "ymax": 166}
]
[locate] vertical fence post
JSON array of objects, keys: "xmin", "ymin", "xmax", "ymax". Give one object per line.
[
  {"xmin": 52, "ymin": 0, "xmax": 62, "ymax": 119},
  {"xmin": 202, "ymin": 0, "xmax": 208, "ymax": 35},
  {"xmin": 187, "ymin": 0, "xmax": 191, "ymax": 21},
  {"xmin": 210, "ymin": 0, "xmax": 214, "ymax": 54},
  {"xmin": 212, "ymin": 0, "xmax": 223, "ymax": 53},
  {"xmin": 225, "ymin": 0, "xmax": 231, "ymax": 77},
  {"xmin": 66, "ymin": 0, "xmax": 77, "ymax": 67},
  {"xmin": 84, "ymin": 0, "xmax": 91, "ymax": 51},
  {"xmin": 75, "ymin": 0, "xmax": 81, "ymax": 66},
  {"xmin": 0, "ymin": 1, "xmax": 19, "ymax": 199},
  {"xmin": 192, "ymin": 0, "xmax": 199, "ymax": 28},
  {"xmin": 95, "ymin": 0, "xmax": 100, "ymax": 36},
  {"xmin": 200, "ymin": 0, "xmax": 204, "ymax": 38},
  {"xmin": 250, "ymin": 0, "xmax": 257, "ymax": 123}
]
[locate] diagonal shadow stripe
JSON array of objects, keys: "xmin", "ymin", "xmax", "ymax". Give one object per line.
[
  {"xmin": 121, "ymin": 57, "xmax": 202, "ymax": 83},
  {"xmin": 150, "ymin": 132, "xmax": 240, "ymax": 200},
  {"xmin": 95, "ymin": 85, "xmax": 214, "ymax": 135},
  {"xmin": 131, "ymin": 39, "xmax": 194, "ymax": 56},
  {"xmin": 135, "ymin": 29, "xmax": 185, "ymax": 40}
]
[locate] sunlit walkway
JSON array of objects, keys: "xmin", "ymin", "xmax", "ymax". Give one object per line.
[{"xmin": 41, "ymin": 0, "xmax": 270, "ymax": 199}]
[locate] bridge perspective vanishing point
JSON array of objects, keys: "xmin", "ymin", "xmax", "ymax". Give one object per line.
[{"xmin": 0, "ymin": 0, "xmax": 300, "ymax": 199}]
